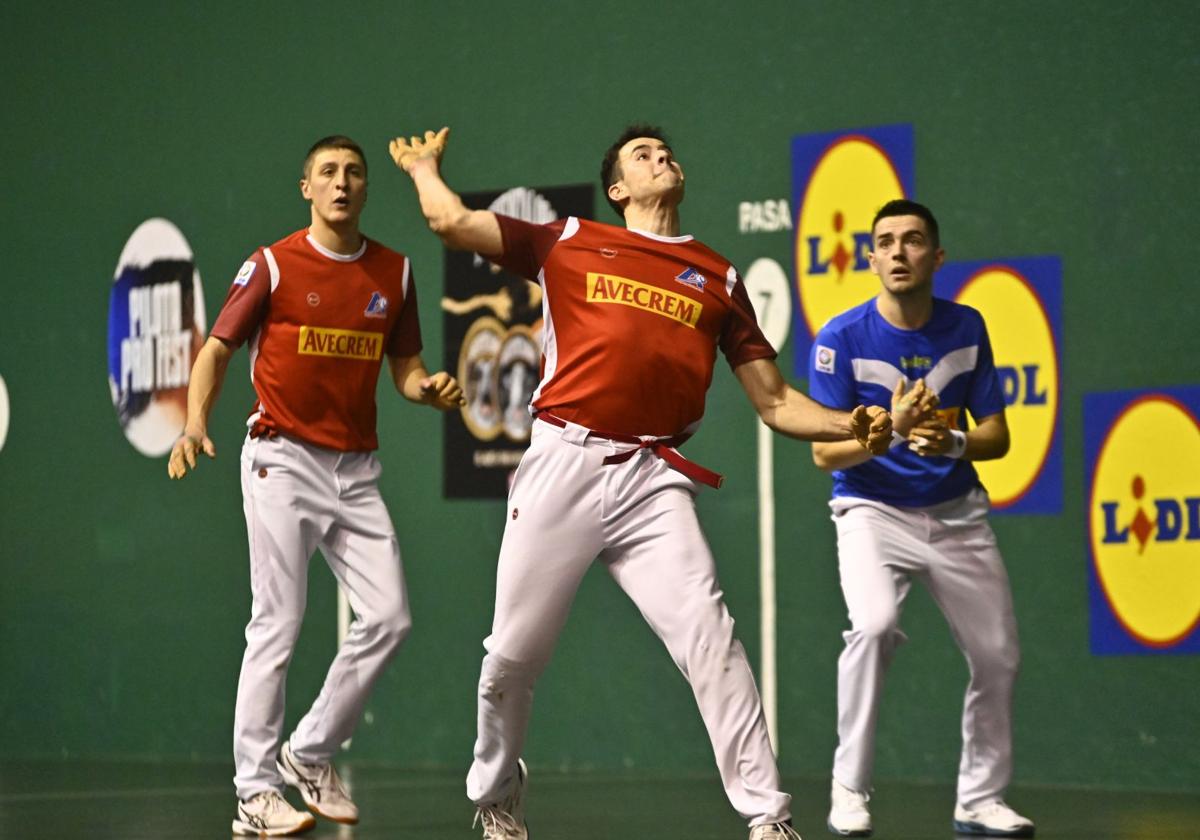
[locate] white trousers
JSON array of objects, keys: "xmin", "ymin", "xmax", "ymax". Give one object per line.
[
  {"xmin": 233, "ymin": 433, "xmax": 411, "ymax": 799},
  {"xmin": 466, "ymin": 419, "xmax": 791, "ymax": 826},
  {"xmin": 830, "ymin": 488, "xmax": 1020, "ymax": 808}
]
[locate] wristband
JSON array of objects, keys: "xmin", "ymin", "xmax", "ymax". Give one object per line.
[
  {"xmin": 890, "ymin": 431, "xmax": 908, "ymax": 449},
  {"xmin": 947, "ymin": 428, "xmax": 968, "ymax": 459}
]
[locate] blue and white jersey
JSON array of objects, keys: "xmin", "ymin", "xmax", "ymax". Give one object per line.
[{"xmin": 809, "ymin": 297, "xmax": 1006, "ymax": 507}]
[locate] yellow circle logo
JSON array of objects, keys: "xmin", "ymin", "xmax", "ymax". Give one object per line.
[
  {"xmin": 794, "ymin": 136, "xmax": 905, "ymax": 338},
  {"xmin": 955, "ymin": 267, "xmax": 1058, "ymax": 507},
  {"xmin": 1090, "ymin": 395, "xmax": 1200, "ymax": 647}
]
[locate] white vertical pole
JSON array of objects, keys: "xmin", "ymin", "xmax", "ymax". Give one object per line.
[
  {"xmin": 742, "ymin": 256, "xmax": 791, "ymax": 758},
  {"xmin": 758, "ymin": 420, "xmax": 779, "ymax": 755}
]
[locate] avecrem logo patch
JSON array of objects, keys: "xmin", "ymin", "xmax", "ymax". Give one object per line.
[
  {"xmin": 585, "ymin": 273, "xmax": 702, "ymax": 327},
  {"xmin": 936, "ymin": 257, "xmax": 1063, "ymax": 515},
  {"xmin": 298, "ymin": 327, "xmax": 383, "ymax": 360},
  {"xmin": 791, "ymin": 125, "xmax": 914, "ymax": 366},
  {"xmin": 1086, "ymin": 388, "xmax": 1200, "ymax": 654}
]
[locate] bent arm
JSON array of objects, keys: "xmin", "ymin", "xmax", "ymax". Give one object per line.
[
  {"xmin": 391, "ymin": 128, "xmax": 503, "ymax": 256},
  {"xmin": 734, "ymin": 357, "xmax": 858, "ymax": 441},
  {"xmin": 907, "ymin": 410, "xmax": 1010, "ymax": 460},
  {"xmin": 812, "ymin": 438, "xmax": 876, "ymax": 473},
  {"xmin": 388, "ymin": 353, "xmax": 465, "ymax": 411},
  {"xmin": 964, "ymin": 411, "xmax": 1010, "ymax": 460},
  {"xmin": 408, "ymin": 159, "xmax": 503, "ymax": 254},
  {"xmin": 389, "ymin": 353, "xmax": 433, "ymax": 403}
]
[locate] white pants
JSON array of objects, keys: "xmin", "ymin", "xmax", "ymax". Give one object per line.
[
  {"xmin": 466, "ymin": 419, "xmax": 791, "ymax": 827},
  {"xmin": 830, "ymin": 488, "xmax": 1020, "ymax": 808},
  {"xmin": 233, "ymin": 433, "xmax": 411, "ymax": 799}
]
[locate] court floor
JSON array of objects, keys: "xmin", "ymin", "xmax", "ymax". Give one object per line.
[{"xmin": 1, "ymin": 759, "xmax": 1196, "ymax": 839}]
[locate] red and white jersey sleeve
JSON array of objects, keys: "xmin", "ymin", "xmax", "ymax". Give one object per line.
[
  {"xmin": 494, "ymin": 214, "xmax": 776, "ymax": 438},
  {"xmin": 210, "ymin": 229, "xmax": 422, "ymax": 451}
]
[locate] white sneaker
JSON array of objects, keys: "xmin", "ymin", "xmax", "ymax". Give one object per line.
[
  {"xmin": 276, "ymin": 740, "xmax": 359, "ymax": 824},
  {"xmin": 953, "ymin": 800, "xmax": 1035, "ymax": 837},
  {"xmin": 749, "ymin": 821, "xmax": 802, "ymax": 839},
  {"xmin": 473, "ymin": 758, "xmax": 529, "ymax": 839},
  {"xmin": 828, "ymin": 779, "xmax": 872, "ymax": 836},
  {"xmin": 232, "ymin": 790, "xmax": 316, "ymax": 836}
]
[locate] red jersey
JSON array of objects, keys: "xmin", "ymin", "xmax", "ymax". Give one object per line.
[
  {"xmin": 494, "ymin": 215, "xmax": 775, "ymax": 437},
  {"xmin": 210, "ymin": 229, "xmax": 422, "ymax": 451}
]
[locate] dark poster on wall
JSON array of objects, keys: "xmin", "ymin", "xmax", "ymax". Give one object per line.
[{"xmin": 442, "ymin": 183, "xmax": 594, "ymax": 498}]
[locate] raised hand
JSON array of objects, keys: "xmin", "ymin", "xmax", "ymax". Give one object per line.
[
  {"xmin": 891, "ymin": 377, "xmax": 939, "ymax": 438},
  {"xmin": 389, "ymin": 127, "xmax": 450, "ymax": 173}
]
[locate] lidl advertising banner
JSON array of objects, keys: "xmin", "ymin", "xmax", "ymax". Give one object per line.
[
  {"xmin": 934, "ymin": 258, "xmax": 1063, "ymax": 514},
  {"xmin": 1086, "ymin": 387, "xmax": 1200, "ymax": 654},
  {"xmin": 791, "ymin": 124, "xmax": 913, "ymax": 368}
]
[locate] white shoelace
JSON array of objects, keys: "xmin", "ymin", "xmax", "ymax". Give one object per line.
[{"xmin": 473, "ymin": 805, "xmax": 523, "ymax": 839}]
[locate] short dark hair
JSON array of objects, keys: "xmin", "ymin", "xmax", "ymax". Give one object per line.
[
  {"xmin": 872, "ymin": 199, "xmax": 939, "ymax": 247},
  {"xmin": 600, "ymin": 124, "xmax": 670, "ymax": 218},
  {"xmin": 302, "ymin": 135, "xmax": 367, "ymax": 179}
]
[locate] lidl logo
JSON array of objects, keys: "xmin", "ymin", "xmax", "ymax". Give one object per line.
[
  {"xmin": 1086, "ymin": 388, "xmax": 1200, "ymax": 654},
  {"xmin": 935, "ymin": 258, "xmax": 1063, "ymax": 514},
  {"xmin": 791, "ymin": 124, "xmax": 914, "ymax": 367}
]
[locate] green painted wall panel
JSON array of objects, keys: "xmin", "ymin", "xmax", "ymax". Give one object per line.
[{"xmin": 2, "ymin": 1, "xmax": 1197, "ymax": 792}]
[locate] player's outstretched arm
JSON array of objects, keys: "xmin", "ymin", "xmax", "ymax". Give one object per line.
[
  {"xmin": 734, "ymin": 358, "xmax": 892, "ymax": 448},
  {"xmin": 388, "ymin": 128, "xmax": 503, "ymax": 257},
  {"xmin": 388, "ymin": 353, "xmax": 465, "ymax": 411},
  {"xmin": 167, "ymin": 336, "xmax": 234, "ymax": 479}
]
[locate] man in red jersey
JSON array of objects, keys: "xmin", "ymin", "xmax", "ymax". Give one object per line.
[
  {"xmin": 168, "ymin": 136, "xmax": 463, "ymax": 837},
  {"xmin": 390, "ymin": 125, "xmax": 891, "ymax": 840}
]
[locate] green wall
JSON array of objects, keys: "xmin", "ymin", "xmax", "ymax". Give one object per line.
[{"xmin": 2, "ymin": 1, "xmax": 1197, "ymax": 792}]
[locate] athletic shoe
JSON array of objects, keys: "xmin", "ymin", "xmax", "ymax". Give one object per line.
[
  {"xmin": 473, "ymin": 758, "xmax": 529, "ymax": 839},
  {"xmin": 749, "ymin": 821, "xmax": 802, "ymax": 839},
  {"xmin": 276, "ymin": 740, "xmax": 359, "ymax": 824},
  {"xmin": 828, "ymin": 778, "xmax": 872, "ymax": 836},
  {"xmin": 953, "ymin": 800, "xmax": 1035, "ymax": 837},
  {"xmin": 231, "ymin": 789, "xmax": 316, "ymax": 836}
]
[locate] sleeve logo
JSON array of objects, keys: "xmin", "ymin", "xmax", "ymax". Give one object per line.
[
  {"xmin": 815, "ymin": 344, "xmax": 836, "ymax": 373},
  {"xmin": 233, "ymin": 260, "xmax": 256, "ymax": 287}
]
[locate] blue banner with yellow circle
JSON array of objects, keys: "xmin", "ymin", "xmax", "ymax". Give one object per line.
[
  {"xmin": 1085, "ymin": 386, "xmax": 1200, "ymax": 654},
  {"xmin": 790, "ymin": 124, "xmax": 914, "ymax": 367},
  {"xmin": 934, "ymin": 257, "xmax": 1063, "ymax": 515}
]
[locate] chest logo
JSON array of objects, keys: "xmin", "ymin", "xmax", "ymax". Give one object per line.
[
  {"xmin": 674, "ymin": 267, "xmax": 707, "ymax": 290},
  {"xmin": 364, "ymin": 291, "xmax": 389, "ymax": 319},
  {"xmin": 600, "ymin": 248, "xmax": 618, "ymax": 259},
  {"xmin": 306, "ymin": 292, "xmax": 320, "ymax": 307},
  {"xmin": 298, "ymin": 326, "xmax": 383, "ymax": 360},
  {"xmin": 900, "ymin": 354, "xmax": 932, "ymax": 370},
  {"xmin": 585, "ymin": 273, "xmax": 702, "ymax": 328}
]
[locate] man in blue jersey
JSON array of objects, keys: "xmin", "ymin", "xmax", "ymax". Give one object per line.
[{"xmin": 808, "ymin": 200, "xmax": 1034, "ymax": 838}]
